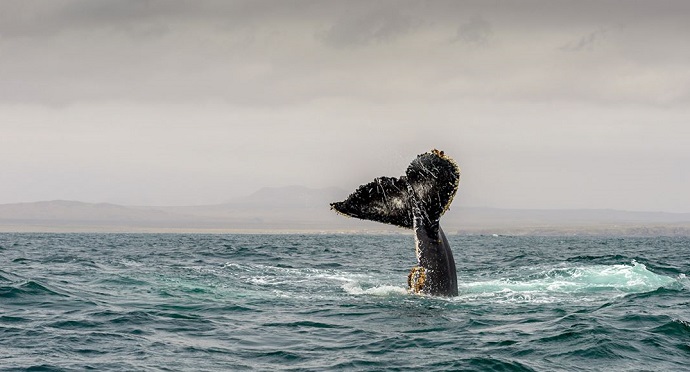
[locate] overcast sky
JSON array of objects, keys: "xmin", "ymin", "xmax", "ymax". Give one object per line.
[{"xmin": 2, "ymin": 0, "xmax": 689, "ymax": 212}]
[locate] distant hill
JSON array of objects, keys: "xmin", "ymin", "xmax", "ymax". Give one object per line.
[
  {"xmin": 153, "ymin": 186, "xmax": 362, "ymax": 231},
  {"xmin": 0, "ymin": 200, "xmax": 192, "ymax": 231},
  {"xmin": 1, "ymin": 186, "xmax": 690, "ymax": 235},
  {"xmin": 442, "ymin": 207, "xmax": 690, "ymax": 236},
  {"xmin": 237, "ymin": 186, "xmax": 348, "ymax": 208}
]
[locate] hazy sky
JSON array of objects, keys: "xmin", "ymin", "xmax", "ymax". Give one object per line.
[{"xmin": 2, "ymin": 1, "xmax": 689, "ymax": 212}]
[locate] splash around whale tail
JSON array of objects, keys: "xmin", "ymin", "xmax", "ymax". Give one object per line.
[{"xmin": 330, "ymin": 149, "xmax": 460, "ymax": 229}]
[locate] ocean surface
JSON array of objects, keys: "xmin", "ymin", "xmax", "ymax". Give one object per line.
[{"xmin": 1, "ymin": 233, "xmax": 689, "ymax": 371}]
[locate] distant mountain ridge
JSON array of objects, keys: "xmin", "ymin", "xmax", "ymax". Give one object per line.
[
  {"xmin": 225, "ymin": 186, "xmax": 348, "ymax": 208},
  {"xmin": 0, "ymin": 200, "xmax": 170, "ymax": 220},
  {"xmin": 1, "ymin": 186, "xmax": 690, "ymax": 235}
]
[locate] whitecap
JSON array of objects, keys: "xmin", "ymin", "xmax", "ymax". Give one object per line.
[
  {"xmin": 342, "ymin": 281, "xmax": 408, "ymax": 296},
  {"xmin": 456, "ymin": 261, "xmax": 678, "ymax": 304}
]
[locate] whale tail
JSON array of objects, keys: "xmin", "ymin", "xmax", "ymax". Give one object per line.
[{"xmin": 330, "ymin": 149, "xmax": 460, "ymax": 229}]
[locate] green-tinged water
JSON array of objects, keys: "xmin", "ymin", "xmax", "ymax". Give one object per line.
[{"xmin": 1, "ymin": 233, "xmax": 689, "ymax": 371}]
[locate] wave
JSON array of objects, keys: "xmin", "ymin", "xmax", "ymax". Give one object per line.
[
  {"xmin": 341, "ymin": 282, "xmax": 408, "ymax": 296},
  {"xmin": 457, "ymin": 261, "xmax": 679, "ymax": 304},
  {"xmin": 335, "ymin": 261, "xmax": 681, "ymax": 304},
  {"xmin": 0, "ymin": 280, "xmax": 69, "ymax": 299},
  {"xmin": 650, "ymin": 318, "xmax": 690, "ymax": 337},
  {"xmin": 338, "ymin": 261, "xmax": 680, "ymax": 302},
  {"xmin": 149, "ymin": 259, "xmax": 683, "ymax": 306}
]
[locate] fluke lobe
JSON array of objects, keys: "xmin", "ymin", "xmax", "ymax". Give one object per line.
[{"xmin": 330, "ymin": 149, "xmax": 460, "ymax": 296}]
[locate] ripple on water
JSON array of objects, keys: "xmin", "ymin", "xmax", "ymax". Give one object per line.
[{"xmin": 0, "ymin": 233, "xmax": 689, "ymax": 372}]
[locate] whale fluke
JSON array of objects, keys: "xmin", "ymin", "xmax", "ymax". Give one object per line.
[
  {"xmin": 331, "ymin": 149, "xmax": 461, "ymax": 296},
  {"xmin": 330, "ymin": 149, "xmax": 460, "ymax": 229}
]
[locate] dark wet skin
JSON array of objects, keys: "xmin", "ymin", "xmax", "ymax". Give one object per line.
[
  {"xmin": 407, "ymin": 183, "xmax": 458, "ymax": 296},
  {"xmin": 331, "ymin": 149, "xmax": 460, "ymax": 297},
  {"xmin": 410, "ymin": 226, "xmax": 458, "ymax": 296}
]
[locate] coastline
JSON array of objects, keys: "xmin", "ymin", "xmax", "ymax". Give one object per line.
[{"xmin": 2, "ymin": 222, "xmax": 690, "ymax": 237}]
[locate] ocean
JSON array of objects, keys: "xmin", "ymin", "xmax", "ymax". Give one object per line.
[{"xmin": 1, "ymin": 233, "xmax": 689, "ymax": 371}]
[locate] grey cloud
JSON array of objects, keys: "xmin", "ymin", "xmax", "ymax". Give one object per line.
[
  {"xmin": 0, "ymin": 0, "xmax": 687, "ymax": 213},
  {"xmin": 0, "ymin": 0, "xmax": 315, "ymax": 38},
  {"xmin": 452, "ymin": 16, "xmax": 492, "ymax": 46},
  {"xmin": 1, "ymin": 0, "xmax": 689, "ymax": 107},
  {"xmin": 560, "ymin": 27, "xmax": 611, "ymax": 52},
  {"xmin": 318, "ymin": 7, "xmax": 418, "ymax": 48},
  {"xmin": 0, "ymin": 0, "xmax": 179, "ymax": 38}
]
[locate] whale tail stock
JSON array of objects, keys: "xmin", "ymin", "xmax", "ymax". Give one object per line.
[{"xmin": 329, "ymin": 149, "xmax": 460, "ymax": 232}]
